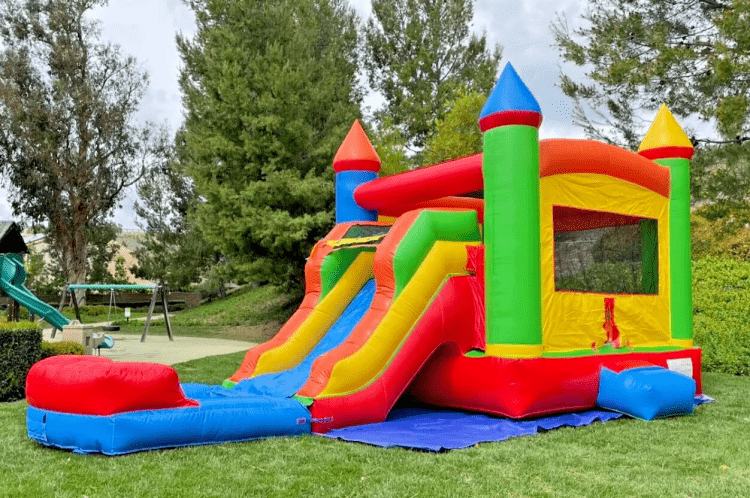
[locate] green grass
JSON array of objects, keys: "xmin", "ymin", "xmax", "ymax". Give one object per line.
[
  {"xmin": 25, "ymin": 306, "xmax": 151, "ymax": 328},
  {"xmin": 25, "ymin": 284, "xmax": 294, "ymax": 341},
  {"xmin": 0, "ymin": 360, "xmax": 746, "ymax": 498},
  {"xmin": 60, "ymin": 308, "xmax": 152, "ymax": 323},
  {"xmin": 106, "ymin": 317, "xmax": 286, "ymax": 343},
  {"xmin": 169, "ymin": 285, "xmax": 297, "ymax": 327},
  {"xmin": 173, "ymin": 351, "xmax": 247, "ymax": 383},
  {"xmin": 22, "ymin": 284, "xmax": 296, "ymax": 343}
]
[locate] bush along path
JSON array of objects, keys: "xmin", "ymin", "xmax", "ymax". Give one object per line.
[
  {"xmin": 692, "ymin": 257, "xmax": 750, "ymax": 375},
  {"xmin": 0, "ymin": 322, "xmax": 40, "ymax": 402}
]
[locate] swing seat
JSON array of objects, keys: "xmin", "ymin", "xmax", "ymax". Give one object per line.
[
  {"xmin": 92, "ymin": 333, "xmax": 114, "ymax": 355},
  {"xmin": 101, "ymin": 325, "xmax": 120, "ymax": 332}
]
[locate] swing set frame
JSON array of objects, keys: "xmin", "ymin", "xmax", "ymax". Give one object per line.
[{"xmin": 53, "ymin": 284, "xmax": 173, "ymax": 342}]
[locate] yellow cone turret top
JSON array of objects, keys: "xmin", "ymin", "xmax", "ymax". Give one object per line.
[{"xmin": 637, "ymin": 104, "xmax": 694, "ymax": 160}]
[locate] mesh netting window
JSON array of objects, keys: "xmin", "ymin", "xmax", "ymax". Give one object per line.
[
  {"xmin": 342, "ymin": 225, "xmax": 391, "ymax": 239},
  {"xmin": 553, "ymin": 206, "xmax": 658, "ymax": 295}
]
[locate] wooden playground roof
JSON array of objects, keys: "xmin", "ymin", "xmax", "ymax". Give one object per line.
[{"xmin": 0, "ymin": 221, "xmax": 28, "ymax": 255}]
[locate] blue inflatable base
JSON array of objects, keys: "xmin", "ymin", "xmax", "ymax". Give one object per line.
[{"xmin": 27, "ymin": 390, "xmax": 310, "ymax": 456}]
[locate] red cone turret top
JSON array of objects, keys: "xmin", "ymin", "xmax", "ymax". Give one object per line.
[{"xmin": 332, "ymin": 120, "xmax": 381, "ymax": 173}]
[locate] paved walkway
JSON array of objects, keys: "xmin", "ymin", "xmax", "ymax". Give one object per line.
[{"xmin": 42, "ymin": 326, "xmax": 254, "ymax": 365}]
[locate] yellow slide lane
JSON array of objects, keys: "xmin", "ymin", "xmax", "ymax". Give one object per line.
[
  {"xmin": 252, "ymin": 251, "xmax": 375, "ymax": 376},
  {"xmin": 318, "ymin": 241, "xmax": 478, "ymax": 397}
]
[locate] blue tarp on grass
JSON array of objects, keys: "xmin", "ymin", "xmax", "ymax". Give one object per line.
[
  {"xmin": 322, "ymin": 408, "xmax": 623, "ymax": 451},
  {"xmin": 321, "ymin": 395, "xmax": 714, "ymax": 452}
]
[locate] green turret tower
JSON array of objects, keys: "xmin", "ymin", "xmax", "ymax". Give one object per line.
[
  {"xmin": 479, "ymin": 63, "xmax": 543, "ymax": 358},
  {"xmin": 638, "ymin": 105, "xmax": 695, "ymax": 347}
]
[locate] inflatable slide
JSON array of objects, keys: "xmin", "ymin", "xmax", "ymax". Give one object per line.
[
  {"xmin": 227, "ymin": 209, "xmax": 484, "ymax": 429},
  {"xmin": 26, "ymin": 209, "xmax": 485, "ymax": 454},
  {"xmin": 1, "ymin": 254, "xmax": 69, "ymax": 330}
]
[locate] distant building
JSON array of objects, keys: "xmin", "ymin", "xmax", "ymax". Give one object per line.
[
  {"xmin": 110, "ymin": 231, "xmax": 154, "ymax": 286},
  {"xmin": 23, "ymin": 229, "xmax": 154, "ymax": 286}
]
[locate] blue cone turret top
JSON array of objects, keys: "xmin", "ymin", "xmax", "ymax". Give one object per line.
[{"xmin": 479, "ymin": 62, "xmax": 542, "ymax": 132}]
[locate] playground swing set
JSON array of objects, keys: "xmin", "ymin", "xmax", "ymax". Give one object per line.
[
  {"xmin": 54, "ymin": 283, "xmax": 174, "ymax": 342},
  {"xmin": 1, "ymin": 220, "xmax": 174, "ymax": 346}
]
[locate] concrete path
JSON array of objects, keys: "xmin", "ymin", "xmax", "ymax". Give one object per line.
[{"xmin": 42, "ymin": 326, "xmax": 254, "ymax": 365}]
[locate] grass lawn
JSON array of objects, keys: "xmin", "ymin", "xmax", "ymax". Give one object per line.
[
  {"xmin": 103, "ymin": 319, "xmax": 284, "ymax": 343},
  {"xmin": 4, "ymin": 279, "xmax": 745, "ymax": 496},
  {"xmin": 1, "ymin": 353, "xmax": 747, "ymax": 498},
  {"xmin": 28, "ymin": 308, "xmax": 152, "ymax": 329},
  {"xmin": 60, "ymin": 308, "xmax": 152, "ymax": 322}
]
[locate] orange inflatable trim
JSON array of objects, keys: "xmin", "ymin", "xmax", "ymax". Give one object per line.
[
  {"xmin": 539, "ymin": 140, "xmax": 671, "ymax": 198},
  {"xmin": 353, "ymin": 140, "xmax": 671, "ymax": 215},
  {"xmin": 376, "ymin": 197, "xmax": 485, "ymax": 223}
]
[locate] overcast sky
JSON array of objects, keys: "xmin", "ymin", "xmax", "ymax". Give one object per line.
[{"xmin": 0, "ymin": 0, "xmax": 589, "ymax": 229}]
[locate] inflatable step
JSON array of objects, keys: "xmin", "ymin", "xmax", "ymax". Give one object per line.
[{"xmin": 596, "ymin": 365, "xmax": 696, "ymax": 421}]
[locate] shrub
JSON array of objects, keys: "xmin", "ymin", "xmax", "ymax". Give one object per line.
[
  {"xmin": 693, "ymin": 257, "xmax": 750, "ymax": 375},
  {"xmin": 0, "ymin": 321, "xmax": 42, "ymax": 402},
  {"xmin": 692, "ymin": 202, "xmax": 750, "ymax": 262},
  {"xmin": 40, "ymin": 341, "xmax": 86, "ymax": 359}
]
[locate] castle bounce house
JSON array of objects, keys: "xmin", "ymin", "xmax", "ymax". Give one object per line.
[{"xmin": 26, "ymin": 63, "xmax": 702, "ymax": 455}]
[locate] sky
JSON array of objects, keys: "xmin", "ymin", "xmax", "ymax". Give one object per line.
[{"xmin": 0, "ymin": 0, "xmax": 590, "ymax": 230}]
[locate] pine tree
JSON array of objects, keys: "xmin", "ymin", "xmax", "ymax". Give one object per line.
[
  {"xmin": 131, "ymin": 151, "xmax": 211, "ymax": 290},
  {"xmin": 177, "ymin": 0, "xmax": 362, "ymax": 291},
  {"xmin": 554, "ymin": 0, "xmax": 750, "ymax": 200},
  {"xmin": 364, "ymin": 0, "xmax": 501, "ymax": 154}
]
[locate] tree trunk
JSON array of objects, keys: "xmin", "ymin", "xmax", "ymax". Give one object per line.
[
  {"xmin": 8, "ymin": 299, "xmax": 19, "ymax": 322},
  {"xmin": 64, "ymin": 223, "xmax": 89, "ymax": 307}
]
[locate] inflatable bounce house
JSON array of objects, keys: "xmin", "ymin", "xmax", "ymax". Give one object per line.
[{"xmin": 26, "ymin": 63, "xmax": 702, "ymax": 455}]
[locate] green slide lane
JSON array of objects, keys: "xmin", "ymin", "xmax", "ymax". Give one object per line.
[{"xmin": 1, "ymin": 254, "xmax": 69, "ymax": 330}]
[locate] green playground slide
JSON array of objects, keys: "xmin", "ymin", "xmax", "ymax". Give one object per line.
[{"xmin": 1, "ymin": 254, "xmax": 69, "ymax": 330}]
